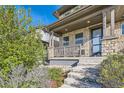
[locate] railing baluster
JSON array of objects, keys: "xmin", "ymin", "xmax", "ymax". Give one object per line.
[
  {"xmin": 53, "ymin": 44, "xmax": 84, "ymax": 57},
  {"xmin": 63, "ymin": 47, "xmax": 65, "ymax": 57},
  {"xmin": 73, "ymin": 46, "xmax": 75, "ymax": 57},
  {"xmin": 79, "ymin": 44, "xmax": 82, "ymax": 57}
]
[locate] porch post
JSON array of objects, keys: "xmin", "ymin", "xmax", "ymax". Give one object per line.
[
  {"xmin": 102, "ymin": 11, "xmax": 107, "ymax": 37},
  {"xmin": 110, "ymin": 8, "xmax": 115, "ymax": 36},
  {"xmin": 49, "ymin": 31, "xmax": 54, "ymax": 47},
  {"xmin": 51, "ymin": 32, "xmax": 54, "ymax": 47},
  {"xmin": 51, "ymin": 32, "xmax": 54, "ymax": 58},
  {"xmin": 49, "ymin": 32, "xmax": 51, "ymax": 47},
  {"xmin": 48, "ymin": 31, "xmax": 54, "ymax": 58}
]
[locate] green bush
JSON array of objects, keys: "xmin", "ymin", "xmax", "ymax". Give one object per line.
[
  {"xmin": 99, "ymin": 54, "xmax": 124, "ymax": 88},
  {"xmin": 0, "ymin": 6, "xmax": 46, "ymax": 81},
  {"xmin": 48, "ymin": 68, "xmax": 63, "ymax": 87}
]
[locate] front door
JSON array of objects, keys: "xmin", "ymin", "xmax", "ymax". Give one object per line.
[{"xmin": 91, "ymin": 28, "xmax": 102, "ymax": 56}]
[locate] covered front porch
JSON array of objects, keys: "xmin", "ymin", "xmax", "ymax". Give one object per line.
[
  {"xmin": 48, "ymin": 28, "xmax": 101, "ymax": 58},
  {"xmin": 48, "ymin": 6, "xmax": 124, "ymax": 59}
]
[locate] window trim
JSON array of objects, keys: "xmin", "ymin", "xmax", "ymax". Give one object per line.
[
  {"xmin": 121, "ymin": 23, "xmax": 124, "ymax": 35},
  {"xmin": 63, "ymin": 36, "xmax": 69, "ymax": 46},
  {"xmin": 75, "ymin": 32, "xmax": 83, "ymax": 45}
]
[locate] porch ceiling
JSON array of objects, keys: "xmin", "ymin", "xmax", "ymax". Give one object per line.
[
  {"xmin": 50, "ymin": 6, "xmax": 124, "ymax": 35},
  {"xmin": 56, "ymin": 14, "xmax": 103, "ymax": 34}
]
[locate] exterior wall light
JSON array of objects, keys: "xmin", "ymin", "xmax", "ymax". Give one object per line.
[{"xmin": 87, "ymin": 20, "xmax": 91, "ymax": 24}]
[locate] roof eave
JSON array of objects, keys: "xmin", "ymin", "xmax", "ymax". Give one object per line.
[{"xmin": 53, "ymin": 5, "xmax": 76, "ymax": 18}]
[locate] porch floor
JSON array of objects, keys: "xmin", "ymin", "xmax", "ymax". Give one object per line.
[
  {"xmin": 50, "ymin": 56, "xmax": 105, "ymax": 60},
  {"xmin": 49, "ymin": 57, "xmax": 106, "ymax": 67}
]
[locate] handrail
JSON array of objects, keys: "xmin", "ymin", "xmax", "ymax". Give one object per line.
[
  {"xmin": 53, "ymin": 44, "xmax": 84, "ymax": 57},
  {"xmin": 55, "ymin": 44, "xmax": 80, "ymax": 48}
]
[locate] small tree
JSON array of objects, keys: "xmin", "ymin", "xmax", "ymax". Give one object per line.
[{"xmin": 0, "ymin": 6, "xmax": 45, "ymax": 81}]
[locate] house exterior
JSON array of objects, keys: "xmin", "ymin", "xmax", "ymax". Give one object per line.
[
  {"xmin": 36, "ymin": 29, "xmax": 59, "ymax": 47},
  {"xmin": 48, "ymin": 5, "xmax": 124, "ymax": 59}
]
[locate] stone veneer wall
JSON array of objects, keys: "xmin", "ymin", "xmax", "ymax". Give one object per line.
[
  {"xmin": 61, "ymin": 27, "xmax": 91, "ymax": 56},
  {"xmin": 102, "ymin": 20, "xmax": 124, "ymax": 56},
  {"xmin": 102, "ymin": 39, "xmax": 118, "ymax": 56}
]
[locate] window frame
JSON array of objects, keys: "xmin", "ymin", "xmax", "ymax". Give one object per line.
[
  {"xmin": 75, "ymin": 32, "xmax": 83, "ymax": 45},
  {"xmin": 121, "ymin": 23, "xmax": 124, "ymax": 35},
  {"xmin": 63, "ymin": 36, "xmax": 69, "ymax": 46}
]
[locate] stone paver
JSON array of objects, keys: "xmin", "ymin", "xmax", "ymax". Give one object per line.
[{"xmin": 60, "ymin": 57, "xmax": 104, "ymax": 88}]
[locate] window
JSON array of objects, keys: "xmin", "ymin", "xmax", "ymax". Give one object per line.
[
  {"xmin": 121, "ymin": 24, "xmax": 124, "ymax": 35},
  {"xmin": 63, "ymin": 36, "xmax": 69, "ymax": 46},
  {"xmin": 75, "ymin": 33, "xmax": 83, "ymax": 44}
]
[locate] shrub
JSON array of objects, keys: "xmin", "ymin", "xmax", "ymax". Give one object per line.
[
  {"xmin": 0, "ymin": 64, "xmax": 50, "ymax": 88},
  {"xmin": 99, "ymin": 54, "xmax": 124, "ymax": 88},
  {"xmin": 48, "ymin": 68, "xmax": 63, "ymax": 87},
  {"xmin": 0, "ymin": 6, "xmax": 46, "ymax": 80}
]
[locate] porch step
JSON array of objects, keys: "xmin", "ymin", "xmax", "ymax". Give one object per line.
[
  {"xmin": 61, "ymin": 60, "xmax": 103, "ymax": 88},
  {"xmin": 64, "ymin": 77, "xmax": 101, "ymax": 88},
  {"xmin": 68, "ymin": 70, "xmax": 99, "ymax": 80},
  {"xmin": 77, "ymin": 64, "xmax": 100, "ymax": 68},
  {"xmin": 64, "ymin": 78, "xmax": 82, "ymax": 87},
  {"xmin": 49, "ymin": 59, "xmax": 79, "ymax": 67},
  {"xmin": 68, "ymin": 72, "xmax": 85, "ymax": 80},
  {"xmin": 60, "ymin": 84, "xmax": 76, "ymax": 88},
  {"xmin": 78, "ymin": 57, "xmax": 105, "ymax": 65},
  {"xmin": 71, "ymin": 66, "xmax": 99, "ymax": 74}
]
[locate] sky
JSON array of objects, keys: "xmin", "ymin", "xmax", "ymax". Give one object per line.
[{"xmin": 16, "ymin": 5, "xmax": 61, "ymax": 26}]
